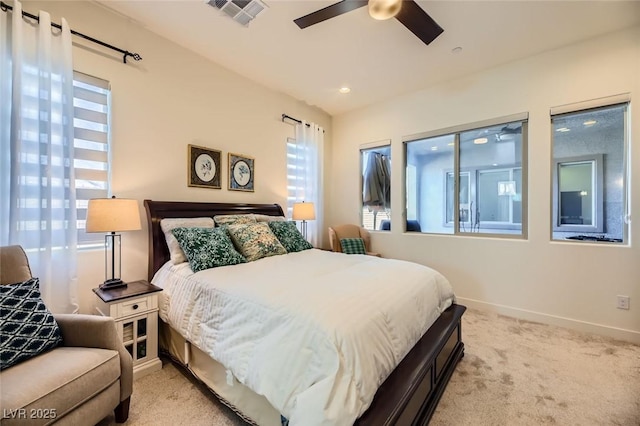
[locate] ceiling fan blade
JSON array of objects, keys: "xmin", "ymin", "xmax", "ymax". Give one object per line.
[
  {"xmin": 294, "ymin": 0, "xmax": 368, "ymax": 29},
  {"xmin": 395, "ymin": 0, "xmax": 444, "ymax": 45}
]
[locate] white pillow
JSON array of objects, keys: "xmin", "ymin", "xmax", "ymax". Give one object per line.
[{"xmin": 160, "ymin": 217, "xmax": 214, "ymax": 264}]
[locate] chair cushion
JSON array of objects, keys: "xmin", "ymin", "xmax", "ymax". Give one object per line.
[
  {"xmin": 340, "ymin": 238, "xmax": 367, "ymax": 255},
  {"xmin": 0, "ymin": 278, "xmax": 62, "ymax": 371},
  {"xmin": 0, "ymin": 347, "xmax": 120, "ymax": 419}
]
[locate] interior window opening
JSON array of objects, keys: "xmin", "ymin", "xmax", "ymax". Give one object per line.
[
  {"xmin": 405, "ymin": 117, "xmax": 527, "ymax": 237},
  {"xmin": 551, "ymin": 102, "xmax": 628, "ymax": 243},
  {"xmin": 361, "ymin": 144, "xmax": 391, "ymax": 231}
]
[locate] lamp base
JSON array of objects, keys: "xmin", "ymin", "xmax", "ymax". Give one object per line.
[{"xmin": 99, "ymin": 278, "xmax": 128, "ymax": 290}]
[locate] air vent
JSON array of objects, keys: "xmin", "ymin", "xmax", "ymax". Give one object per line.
[{"xmin": 205, "ymin": 0, "xmax": 268, "ymax": 26}]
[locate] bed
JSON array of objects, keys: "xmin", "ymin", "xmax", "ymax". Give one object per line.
[{"xmin": 144, "ymin": 200, "xmax": 466, "ymax": 426}]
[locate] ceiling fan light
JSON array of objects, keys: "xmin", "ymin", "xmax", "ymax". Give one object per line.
[{"xmin": 368, "ymin": 0, "xmax": 402, "ymax": 20}]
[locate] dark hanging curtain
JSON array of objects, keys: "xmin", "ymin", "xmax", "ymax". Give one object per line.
[{"xmin": 362, "ymin": 152, "xmax": 391, "ymax": 227}]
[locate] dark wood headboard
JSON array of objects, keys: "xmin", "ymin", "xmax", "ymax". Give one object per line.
[{"xmin": 144, "ymin": 200, "xmax": 285, "ymax": 281}]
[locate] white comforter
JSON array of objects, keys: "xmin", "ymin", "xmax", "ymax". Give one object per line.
[{"xmin": 153, "ymin": 249, "xmax": 455, "ymax": 426}]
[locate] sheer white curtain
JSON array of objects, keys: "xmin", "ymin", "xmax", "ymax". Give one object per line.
[
  {"xmin": 293, "ymin": 121, "xmax": 324, "ymax": 247},
  {"xmin": 0, "ymin": 1, "xmax": 78, "ymax": 313}
]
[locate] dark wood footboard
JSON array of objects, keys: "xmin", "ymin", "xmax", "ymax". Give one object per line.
[{"xmin": 356, "ymin": 304, "xmax": 466, "ymax": 426}]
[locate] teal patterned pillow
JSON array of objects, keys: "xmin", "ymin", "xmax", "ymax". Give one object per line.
[
  {"xmin": 171, "ymin": 227, "xmax": 246, "ymax": 272},
  {"xmin": 213, "ymin": 214, "xmax": 256, "ymax": 227},
  {"xmin": 340, "ymin": 238, "xmax": 366, "ymax": 255},
  {"xmin": 268, "ymin": 221, "xmax": 313, "ymax": 253},
  {"xmin": 227, "ymin": 222, "xmax": 287, "ymax": 262}
]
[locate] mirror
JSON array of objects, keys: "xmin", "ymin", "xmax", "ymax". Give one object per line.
[
  {"xmin": 553, "ymin": 155, "xmax": 603, "ymax": 233},
  {"xmin": 558, "ymin": 161, "xmax": 594, "ymax": 226}
]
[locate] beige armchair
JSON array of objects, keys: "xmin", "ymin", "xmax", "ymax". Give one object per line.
[
  {"xmin": 0, "ymin": 245, "xmax": 133, "ymax": 425},
  {"xmin": 328, "ymin": 224, "xmax": 381, "ymax": 257}
]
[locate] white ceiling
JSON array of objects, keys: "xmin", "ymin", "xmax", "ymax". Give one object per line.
[{"xmin": 98, "ymin": 1, "xmax": 640, "ymax": 116}]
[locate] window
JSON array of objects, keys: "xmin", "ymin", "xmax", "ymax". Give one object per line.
[
  {"xmin": 551, "ymin": 100, "xmax": 629, "ymax": 243},
  {"xmin": 361, "ymin": 142, "xmax": 391, "ymax": 231},
  {"xmin": 286, "ymin": 137, "xmax": 302, "ymax": 217},
  {"xmin": 1, "ymin": 70, "xmax": 110, "ymax": 248},
  {"xmin": 286, "ymin": 122, "xmax": 323, "ymax": 245},
  {"xmin": 404, "ymin": 114, "xmax": 528, "ymax": 237},
  {"xmin": 74, "ymin": 72, "xmax": 111, "ymax": 246}
]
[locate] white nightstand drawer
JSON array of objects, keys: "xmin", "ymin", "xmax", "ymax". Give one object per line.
[{"xmin": 118, "ymin": 296, "xmax": 149, "ymax": 317}]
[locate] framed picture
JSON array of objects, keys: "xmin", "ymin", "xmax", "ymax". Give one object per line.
[
  {"xmin": 228, "ymin": 153, "xmax": 255, "ymax": 192},
  {"xmin": 188, "ymin": 144, "xmax": 221, "ymax": 189}
]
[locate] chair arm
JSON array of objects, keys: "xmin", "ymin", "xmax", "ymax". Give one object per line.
[{"xmin": 54, "ymin": 314, "xmax": 133, "ymax": 402}]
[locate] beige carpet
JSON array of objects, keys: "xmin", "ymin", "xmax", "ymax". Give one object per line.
[{"xmin": 102, "ymin": 309, "xmax": 640, "ymax": 425}]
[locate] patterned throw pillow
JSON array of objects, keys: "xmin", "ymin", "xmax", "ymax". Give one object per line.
[
  {"xmin": 340, "ymin": 238, "xmax": 367, "ymax": 255},
  {"xmin": 268, "ymin": 221, "xmax": 313, "ymax": 253},
  {"xmin": 171, "ymin": 227, "xmax": 246, "ymax": 272},
  {"xmin": 227, "ymin": 222, "xmax": 287, "ymax": 262},
  {"xmin": 161, "ymin": 217, "xmax": 215, "ymax": 264},
  {"xmin": 213, "ymin": 214, "xmax": 257, "ymax": 227},
  {"xmin": 253, "ymin": 214, "xmax": 286, "ymax": 223},
  {"xmin": 0, "ymin": 278, "xmax": 62, "ymax": 371}
]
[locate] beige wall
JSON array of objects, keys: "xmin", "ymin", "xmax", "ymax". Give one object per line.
[
  {"xmin": 24, "ymin": 1, "xmax": 331, "ymax": 313},
  {"xmin": 330, "ymin": 26, "xmax": 640, "ymax": 342}
]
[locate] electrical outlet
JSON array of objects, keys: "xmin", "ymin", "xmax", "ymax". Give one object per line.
[{"xmin": 617, "ymin": 295, "xmax": 630, "ymax": 310}]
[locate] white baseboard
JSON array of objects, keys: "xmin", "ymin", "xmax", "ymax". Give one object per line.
[
  {"xmin": 133, "ymin": 358, "xmax": 163, "ymax": 380},
  {"xmin": 457, "ymin": 297, "xmax": 640, "ymax": 345}
]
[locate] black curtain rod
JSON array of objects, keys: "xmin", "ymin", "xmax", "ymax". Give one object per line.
[
  {"xmin": 281, "ymin": 114, "xmax": 325, "ymax": 133},
  {"xmin": 282, "ymin": 114, "xmax": 309, "ymax": 127},
  {"xmin": 0, "ymin": 1, "xmax": 142, "ymax": 64}
]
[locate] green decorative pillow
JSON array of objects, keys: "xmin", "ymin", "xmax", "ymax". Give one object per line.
[
  {"xmin": 171, "ymin": 227, "xmax": 246, "ymax": 272},
  {"xmin": 213, "ymin": 214, "xmax": 257, "ymax": 227},
  {"xmin": 268, "ymin": 221, "xmax": 313, "ymax": 253},
  {"xmin": 227, "ymin": 222, "xmax": 287, "ymax": 262},
  {"xmin": 0, "ymin": 278, "xmax": 62, "ymax": 371},
  {"xmin": 160, "ymin": 217, "xmax": 215, "ymax": 264},
  {"xmin": 340, "ymin": 238, "xmax": 366, "ymax": 255}
]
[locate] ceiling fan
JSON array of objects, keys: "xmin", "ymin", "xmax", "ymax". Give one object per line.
[
  {"xmin": 293, "ymin": 0, "xmax": 444, "ymax": 46},
  {"xmin": 495, "ymin": 124, "xmax": 522, "ymax": 142}
]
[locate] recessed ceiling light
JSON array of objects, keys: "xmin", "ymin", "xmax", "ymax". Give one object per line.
[
  {"xmin": 431, "ymin": 146, "xmax": 438, "ymax": 151},
  {"xmin": 556, "ymin": 127, "xmax": 571, "ymax": 132},
  {"xmin": 492, "ymin": 163, "xmax": 498, "ymax": 167},
  {"xmin": 583, "ymin": 120, "xmax": 597, "ymax": 126},
  {"xmin": 452, "ymin": 47, "xmax": 463, "ymax": 54},
  {"xmin": 339, "ymin": 87, "xmax": 351, "ymax": 94},
  {"xmin": 447, "ymin": 142, "xmax": 454, "ymax": 146},
  {"xmin": 474, "ymin": 137, "xmax": 488, "ymax": 144}
]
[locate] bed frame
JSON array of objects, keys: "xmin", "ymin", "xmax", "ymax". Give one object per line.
[{"xmin": 144, "ymin": 199, "xmax": 466, "ymax": 425}]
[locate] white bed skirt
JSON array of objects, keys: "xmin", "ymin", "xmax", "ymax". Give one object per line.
[{"xmin": 159, "ymin": 321, "xmax": 282, "ymax": 426}]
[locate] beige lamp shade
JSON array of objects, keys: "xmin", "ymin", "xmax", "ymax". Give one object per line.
[
  {"xmin": 86, "ymin": 198, "xmax": 142, "ymax": 233},
  {"xmin": 292, "ymin": 202, "xmax": 316, "ymax": 221}
]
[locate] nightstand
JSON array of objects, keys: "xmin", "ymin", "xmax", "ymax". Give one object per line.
[{"xmin": 93, "ymin": 280, "xmax": 163, "ymax": 379}]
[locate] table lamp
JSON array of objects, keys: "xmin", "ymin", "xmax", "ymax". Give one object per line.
[
  {"xmin": 86, "ymin": 196, "xmax": 141, "ymax": 290},
  {"xmin": 292, "ymin": 201, "xmax": 315, "ymax": 240}
]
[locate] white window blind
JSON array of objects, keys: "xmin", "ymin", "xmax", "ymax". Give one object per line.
[
  {"xmin": 286, "ymin": 136, "xmax": 306, "ymax": 217},
  {"xmin": 73, "ymin": 71, "xmax": 110, "ymax": 245}
]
